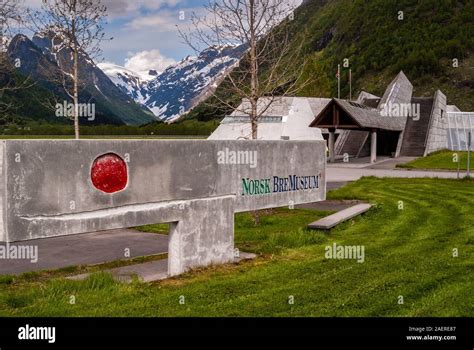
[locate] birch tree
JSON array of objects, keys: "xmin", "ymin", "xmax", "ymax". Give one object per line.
[
  {"xmin": 179, "ymin": 0, "xmax": 307, "ymax": 140},
  {"xmin": 0, "ymin": 0, "xmax": 27, "ymax": 114},
  {"xmin": 29, "ymin": 0, "xmax": 110, "ymax": 139}
]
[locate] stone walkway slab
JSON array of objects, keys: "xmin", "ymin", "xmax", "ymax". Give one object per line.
[
  {"xmin": 69, "ymin": 252, "xmax": 257, "ymax": 283},
  {"xmin": 308, "ymin": 203, "xmax": 372, "ymax": 230}
]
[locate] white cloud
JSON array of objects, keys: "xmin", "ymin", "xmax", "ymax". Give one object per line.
[
  {"xmin": 22, "ymin": 0, "xmax": 183, "ymax": 18},
  {"xmin": 124, "ymin": 49, "xmax": 176, "ymax": 77},
  {"xmin": 102, "ymin": 0, "xmax": 182, "ymax": 19},
  {"xmin": 127, "ymin": 12, "xmax": 178, "ymax": 31}
]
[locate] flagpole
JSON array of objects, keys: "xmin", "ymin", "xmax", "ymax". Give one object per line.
[
  {"xmin": 337, "ymin": 64, "xmax": 341, "ymax": 99},
  {"xmin": 349, "ymin": 69, "xmax": 352, "ymax": 101}
]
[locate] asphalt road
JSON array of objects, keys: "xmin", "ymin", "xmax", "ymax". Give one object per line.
[
  {"xmin": 0, "ymin": 229, "xmax": 168, "ymax": 275},
  {"xmin": 327, "ymin": 167, "xmax": 460, "ymax": 182}
]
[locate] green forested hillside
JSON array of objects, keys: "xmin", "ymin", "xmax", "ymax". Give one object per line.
[{"xmin": 188, "ymin": 0, "xmax": 474, "ymax": 121}]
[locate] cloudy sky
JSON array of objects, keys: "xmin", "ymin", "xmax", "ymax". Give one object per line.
[
  {"xmin": 24, "ymin": 0, "xmax": 302, "ymax": 76},
  {"xmin": 99, "ymin": 0, "xmax": 204, "ymax": 74},
  {"xmin": 20, "ymin": 0, "xmax": 212, "ymax": 75}
]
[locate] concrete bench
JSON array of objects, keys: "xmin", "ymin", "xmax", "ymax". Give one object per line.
[{"xmin": 308, "ymin": 203, "xmax": 372, "ymax": 230}]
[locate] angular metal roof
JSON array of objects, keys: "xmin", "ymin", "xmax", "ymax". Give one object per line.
[
  {"xmin": 310, "ymin": 98, "xmax": 407, "ymax": 131},
  {"xmin": 377, "ymin": 71, "xmax": 413, "ymax": 110},
  {"xmin": 357, "ymin": 91, "xmax": 380, "ymax": 103},
  {"xmin": 338, "ymin": 99, "xmax": 407, "ymax": 130}
]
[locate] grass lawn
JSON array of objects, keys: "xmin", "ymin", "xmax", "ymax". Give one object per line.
[
  {"xmin": 398, "ymin": 150, "xmax": 472, "ymax": 171},
  {"xmin": 134, "ymin": 223, "xmax": 170, "ymax": 235},
  {"xmin": 0, "ymin": 177, "xmax": 472, "ymax": 317}
]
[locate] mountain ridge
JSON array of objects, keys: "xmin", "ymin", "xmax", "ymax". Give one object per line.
[
  {"xmin": 100, "ymin": 44, "xmax": 247, "ymax": 122},
  {"xmin": 4, "ymin": 32, "xmax": 155, "ymax": 126},
  {"xmin": 186, "ymin": 0, "xmax": 474, "ymax": 121}
]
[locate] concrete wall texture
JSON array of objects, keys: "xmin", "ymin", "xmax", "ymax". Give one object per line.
[
  {"xmin": 425, "ymin": 90, "xmax": 448, "ymax": 155},
  {"xmin": 0, "ymin": 140, "xmax": 326, "ymax": 275}
]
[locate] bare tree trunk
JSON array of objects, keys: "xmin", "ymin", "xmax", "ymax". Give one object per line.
[
  {"xmin": 179, "ymin": 0, "xmax": 308, "ymax": 226},
  {"xmin": 72, "ymin": 0, "xmax": 79, "ymax": 140},
  {"xmin": 251, "ymin": 210, "xmax": 260, "ymax": 226},
  {"xmin": 249, "ymin": 0, "xmax": 258, "ymax": 141},
  {"xmin": 248, "ymin": 0, "xmax": 260, "ymax": 225},
  {"xmin": 73, "ymin": 48, "xmax": 79, "ymax": 140},
  {"xmin": 179, "ymin": 0, "xmax": 307, "ymax": 142},
  {"xmin": 29, "ymin": 0, "xmax": 109, "ymax": 134},
  {"xmin": 251, "ymin": 101, "xmax": 258, "ymax": 139}
]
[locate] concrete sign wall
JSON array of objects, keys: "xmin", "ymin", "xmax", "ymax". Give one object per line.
[{"xmin": 0, "ymin": 140, "xmax": 326, "ymax": 275}]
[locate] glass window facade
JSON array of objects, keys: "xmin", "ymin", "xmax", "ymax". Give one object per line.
[{"xmin": 447, "ymin": 112, "xmax": 474, "ymax": 151}]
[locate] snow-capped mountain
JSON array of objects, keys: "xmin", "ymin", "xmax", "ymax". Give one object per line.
[
  {"xmin": 98, "ymin": 63, "xmax": 156, "ymax": 105},
  {"xmin": 7, "ymin": 31, "xmax": 155, "ymax": 125},
  {"xmin": 101, "ymin": 45, "xmax": 247, "ymax": 122}
]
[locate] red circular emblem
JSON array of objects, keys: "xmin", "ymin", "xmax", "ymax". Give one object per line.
[{"xmin": 91, "ymin": 153, "xmax": 128, "ymax": 193}]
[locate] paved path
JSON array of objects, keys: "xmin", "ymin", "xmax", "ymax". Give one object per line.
[
  {"xmin": 328, "ymin": 157, "xmax": 417, "ymax": 169},
  {"xmin": 0, "ymin": 229, "xmax": 168, "ymax": 275},
  {"xmin": 327, "ymin": 167, "xmax": 460, "ymax": 182},
  {"xmin": 69, "ymin": 259, "xmax": 169, "ymax": 283},
  {"xmin": 363, "ymin": 157, "xmax": 418, "ymax": 169},
  {"xmin": 327, "ymin": 182, "xmax": 349, "ymax": 191},
  {"xmin": 69, "ymin": 253, "xmax": 257, "ymax": 283}
]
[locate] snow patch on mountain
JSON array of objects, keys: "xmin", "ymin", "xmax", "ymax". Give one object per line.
[
  {"xmin": 1, "ymin": 36, "xmax": 11, "ymax": 52},
  {"xmin": 97, "ymin": 62, "xmax": 153, "ymax": 104},
  {"xmin": 101, "ymin": 44, "xmax": 247, "ymax": 122}
]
